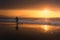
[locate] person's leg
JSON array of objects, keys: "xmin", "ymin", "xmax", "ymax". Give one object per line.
[{"xmin": 16, "ymin": 22, "xmax": 18, "ymax": 31}]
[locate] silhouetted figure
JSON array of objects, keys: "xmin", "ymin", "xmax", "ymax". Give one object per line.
[{"xmin": 16, "ymin": 17, "xmax": 19, "ymax": 31}]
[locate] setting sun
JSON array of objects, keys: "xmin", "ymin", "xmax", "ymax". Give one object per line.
[
  {"xmin": 43, "ymin": 9, "xmax": 49, "ymax": 14},
  {"xmin": 0, "ymin": 9, "xmax": 60, "ymax": 18}
]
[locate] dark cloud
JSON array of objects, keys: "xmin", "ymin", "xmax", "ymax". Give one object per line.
[
  {"xmin": 0, "ymin": 0, "xmax": 16, "ymax": 9},
  {"xmin": 0, "ymin": 0, "xmax": 60, "ymax": 9}
]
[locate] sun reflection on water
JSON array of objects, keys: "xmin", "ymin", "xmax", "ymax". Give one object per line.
[
  {"xmin": 44, "ymin": 25, "xmax": 48, "ymax": 31},
  {"xmin": 40, "ymin": 25, "xmax": 49, "ymax": 32},
  {"xmin": 19, "ymin": 24, "xmax": 60, "ymax": 33}
]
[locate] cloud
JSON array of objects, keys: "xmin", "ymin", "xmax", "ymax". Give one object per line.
[{"xmin": 0, "ymin": 0, "xmax": 60, "ymax": 9}]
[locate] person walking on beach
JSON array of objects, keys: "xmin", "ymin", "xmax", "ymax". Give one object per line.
[{"xmin": 16, "ymin": 17, "xmax": 19, "ymax": 31}]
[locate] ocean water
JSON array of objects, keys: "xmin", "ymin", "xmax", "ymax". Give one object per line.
[
  {"xmin": 0, "ymin": 23, "xmax": 60, "ymax": 40},
  {"xmin": 0, "ymin": 18, "xmax": 60, "ymax": 40}
]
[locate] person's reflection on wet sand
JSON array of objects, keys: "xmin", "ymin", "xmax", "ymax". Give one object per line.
[{"xmin": 16, "ymin": 17, "xmax": 19, "ymax": 31}]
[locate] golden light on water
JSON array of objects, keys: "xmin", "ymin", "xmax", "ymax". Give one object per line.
[
  {"xmin": 41, "ymin": 25, "xmax": 49, "ymax": 32},
  {"xmin": 40, "ymin": 25, "xmax": 60, "ymax": 32},
  {"xmin": 20, "ymin": 24, "xmax": 58, "ymax": 32},
  {"xmin": 44, "ymin": 25, "xmax": 48, "ymax": 31}
]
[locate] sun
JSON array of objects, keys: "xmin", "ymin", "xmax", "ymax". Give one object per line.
[
  {"xmin": 43, "ymin": 9, "xmax": 49, "ymax": 14},
  {"xmin": 41, "ymin": 9, "xmax": 50, "ymax": 18}
]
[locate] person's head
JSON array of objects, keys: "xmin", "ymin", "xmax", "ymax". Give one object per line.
[{"xmin": 16, "ymin": 17, "xmax": 18, "ymax": 18}]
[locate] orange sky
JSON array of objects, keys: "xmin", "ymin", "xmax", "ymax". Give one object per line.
[{"xmin": 0, "ymin": 9, "xmax": 60, "ymax": 18}]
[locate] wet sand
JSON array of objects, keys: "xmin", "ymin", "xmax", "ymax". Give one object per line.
[{"xmin": 0, "ymin": 23, "xmax": 60, "ymax": 40}]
